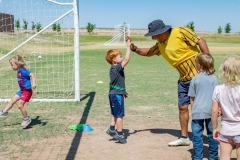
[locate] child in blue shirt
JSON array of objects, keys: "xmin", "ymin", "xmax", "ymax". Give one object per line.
[
  {"xmin": 188, "ymin": 53, "xmax": 219, "ymax": 160},
  {"xmin": 0, "ymin": 55, "xmax": 36, "ymax": 128}
]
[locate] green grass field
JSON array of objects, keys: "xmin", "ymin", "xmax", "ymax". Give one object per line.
[{"xmin": 0, "ymin": 33, "xmax": 240, "ymax": 159}]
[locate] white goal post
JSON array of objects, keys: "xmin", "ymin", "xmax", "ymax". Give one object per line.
[
  {"xmin": 104, "ymin": 23, "xmax": 130, "ymax": 46},
  {"xmin": 0, "ymin": 0, "xmax": 80, "ymax": 102}
]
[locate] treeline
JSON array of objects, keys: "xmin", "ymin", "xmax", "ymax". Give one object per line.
[
  {"xmin": 186, "ymin": 21, "xmax": 232, "ymax": 34},
  {"xmin": 14, "ymin": 18, "xmax": 61, "ymax": 33}
]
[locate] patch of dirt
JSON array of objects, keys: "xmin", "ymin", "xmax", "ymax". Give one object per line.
[{"xmin": 2, "ymin": 108, "xmax": 238, "ymax": 160}]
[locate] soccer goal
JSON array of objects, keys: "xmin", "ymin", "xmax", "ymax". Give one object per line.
[
  {"xmin": 104, "ymin": 23, "xmax": 130, "ymax": 46},
  {"xmin": 0, "ymin": 0, "xmax": 80, "ymax": 102}
]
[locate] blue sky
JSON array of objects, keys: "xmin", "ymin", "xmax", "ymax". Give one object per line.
[
  {"xmin": 79, "ymin": 0, "xmax": 240, "ymax": 32},
  {"xmin": 1, "ymin": 0, "xmax": 240, "ymax": 33}
]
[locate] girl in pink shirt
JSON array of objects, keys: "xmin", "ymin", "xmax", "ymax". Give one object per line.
[{"xmin": 212, "ymin": 54, "xmax": 240, "ymax": 160}]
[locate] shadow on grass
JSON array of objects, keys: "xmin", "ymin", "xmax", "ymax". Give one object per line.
[
  {"xmin": 66, "ymin": 92, "xmax": 95, "ymax": 160},
  {"xmin": 24, "ymin": 116, "xmax": 47, "ymax": 129}
]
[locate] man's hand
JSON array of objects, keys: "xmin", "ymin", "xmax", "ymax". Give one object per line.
[{"xmin": 126, "ymin": 36, "xmax": 135, "ymax": 51}]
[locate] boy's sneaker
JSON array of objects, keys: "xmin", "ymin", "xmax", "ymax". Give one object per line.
[
  {"xmin": 168, "ymin": 138, "xmax": 190, "ymax": 146},
  {"xmin": 0, "ymin": 111, "xmax": 8, "ymax": 118},
  {"xmin": 21, "ymin": 117, "xmax": 31, "ymax": 128},
  {"xmin": 113, "ymin": 133, "xmax": 127, "ymax": 144},
  {"xmin": 106, "ymin": 129, "xmax": 117, "ymax": 137}
]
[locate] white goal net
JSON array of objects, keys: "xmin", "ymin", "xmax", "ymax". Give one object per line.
[
  {"xmin": 104, "ymin": 23, "xmax": 130, "ymax": 46},
  {"xmin": 0, "ymin": 0, "xmax": 80, "ymax": 102}
]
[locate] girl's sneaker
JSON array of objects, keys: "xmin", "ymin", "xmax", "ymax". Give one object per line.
[
  {"xmin": 0, "ymin": 111, "xmax": 8, "ymax": 118},
  {"xmin": 21, "ymin": 117, "xmax": 31, "ymax": 128}
]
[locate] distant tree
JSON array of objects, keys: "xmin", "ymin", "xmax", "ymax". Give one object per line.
[
  {"xmin": 225, "ymin": 23, "xmax": 231, "ymax": 33},
  {"xmin": 22, "ymin": 19, "xmax": 28, "ymax": 31},
  {"xmin": 56, "ymin": 23, "xmax": 61, "ymax": 33},
  {"xmin": 31, "ymin": 21, "xmax": 36, "ymax": 31},
  {"xmin": 52, "ymin": 23, "xmax": 57, "ymax": 31},
  {"xmin": 186, "ymin": 21, "xmax": 195, "ymax": 31},
  {"xmin": 36, "ymin": 22, "xmax": 42, "ymax": 32},
  {"xmin": 15, "ymin": 18, "xmax": 20, "ymax": 32},
  {"xmin": 217, "ymin": 26, "xmax": 222, "ymax": 34},
  {"xmin": 86, "ymin": 22, "xmax": 96, "ymax": 35}
]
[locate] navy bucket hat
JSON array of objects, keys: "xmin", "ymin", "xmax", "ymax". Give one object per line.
[{"xmin": 144, "ymin": 19, "xmax": 171, "ymax": 36}]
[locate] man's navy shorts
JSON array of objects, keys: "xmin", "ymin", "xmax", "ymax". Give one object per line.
[
  {"xmin": 178, "ymin": 80, "xmax": 191, "ymax": 107},
  {"xmin": 109, "ymin": 94, "xmax": 124, "ymax": 118}
]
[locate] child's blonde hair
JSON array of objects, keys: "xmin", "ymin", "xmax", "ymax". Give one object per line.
[
  {"xmin": 219, "ymin": 54, "xmax": 240, "ymax": 87},
  {"xmin": 195, "ymin": 53, "xmax": 215, "ymax": 74},
  {"xmin": 9, "ymin": 55, "xmax": 27, "ymax": 68},
  {"xmin": 105, "ymin": 49, "xmax": 122, "ymax": 65}
]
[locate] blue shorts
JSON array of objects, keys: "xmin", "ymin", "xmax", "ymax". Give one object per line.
[
  {"xmin": 178, "ymin": 80, "xmax": 191, "ymax": 107},
  {"xmin": 109, "ymin": 94, "xmax": 124, "ymax": 118}
]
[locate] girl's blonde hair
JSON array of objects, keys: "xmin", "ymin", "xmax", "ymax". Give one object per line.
[
  {"xmin": 105, "ymin": 49, "xmax": 122, "ymax": 65},
  {"xmin": 195, "ymin": 53, "xmax": 215, "ymax": 74},
  {"xmin": 219, "ymin": 54, "xmax": 240, "ymax": 87},
  {"xmin": 9, "ymin": 55, "xmax": 27, "ymax": 68}
]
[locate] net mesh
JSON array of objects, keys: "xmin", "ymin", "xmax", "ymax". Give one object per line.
[{"xmin": 0, "ymin": 0, "xmax": 76, "ymax": 101}]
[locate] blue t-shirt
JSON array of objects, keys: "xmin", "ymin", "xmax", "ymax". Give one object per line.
[
  {"xmin": 188, "ymin": 73, "xmax": 218, "ymax": 119},
  {"xmin": 17, "ymin": 67, "xmax": 32, "ymax": 90}
]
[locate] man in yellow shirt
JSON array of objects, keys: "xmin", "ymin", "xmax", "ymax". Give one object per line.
[{"xmin": 128, "ymin": 19, "xmax": 209, "ymax": 146}]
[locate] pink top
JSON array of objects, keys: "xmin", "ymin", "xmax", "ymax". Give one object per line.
[{"xmin": 212, "ymin": 84, "xmax": 240, "ymax": 136}]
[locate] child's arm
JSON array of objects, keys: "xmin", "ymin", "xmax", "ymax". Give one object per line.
[
  {"xmin": 189, "ymin": 97, "xmax": 194, "ymax": 110},
  {"xmin": 30, "ymin": 73, "xmax": 36, "ymax": 89},
  {"xmin": 121, "ymin": 39, "xmax": 131, "ymax": 68},
  {"xmin": 211, "ymin": 100, "xmax": 220, "ymax": 141}
]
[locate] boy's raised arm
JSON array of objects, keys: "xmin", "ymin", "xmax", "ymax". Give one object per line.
[{"xmin": 121, "ymin": 39, "xmax": 131, "ymax": 68}]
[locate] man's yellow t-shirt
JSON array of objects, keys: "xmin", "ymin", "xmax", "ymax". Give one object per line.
[{"xmin": 150, "ymin": 26, "xmax": 200, "ymax": 81}]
